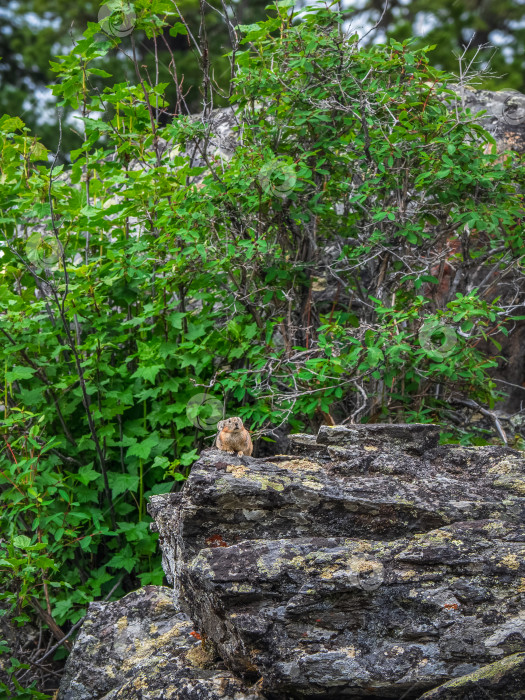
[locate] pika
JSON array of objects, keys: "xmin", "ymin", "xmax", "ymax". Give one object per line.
[{"xmin": 216, "ymin": 417, "xmax": 253, "ymax": 457}]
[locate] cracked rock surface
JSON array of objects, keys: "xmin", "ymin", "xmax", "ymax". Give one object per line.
[
  {"xmin": 57, "ymin": 586, "xmax": 263, "ymax": 699},
  {"xmin": 59, "ymin": 424, "xmax": 525, "ymax": 699},
  {"xmin": 150, "ymin": 424, "xmax": 525, "ymax": 698}
]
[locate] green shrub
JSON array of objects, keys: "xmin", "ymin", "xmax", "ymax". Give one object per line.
[{"xmin": 0, "ymin": 1, "xmax": 523, "ymax": 693}]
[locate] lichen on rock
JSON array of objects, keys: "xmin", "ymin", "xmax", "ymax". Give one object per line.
[{"xmin": 59, "ymin": 423, "xmax": 525, "ymax": 699}]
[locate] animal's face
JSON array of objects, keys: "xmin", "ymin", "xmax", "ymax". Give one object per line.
[{"xmin": 220, "ymin": 417, "xmax": 243, "ymax": 432}]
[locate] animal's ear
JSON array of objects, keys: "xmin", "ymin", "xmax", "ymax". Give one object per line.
[{"xmin": 216, "ymin": 420, "xmax": 225, "ymax": 432}]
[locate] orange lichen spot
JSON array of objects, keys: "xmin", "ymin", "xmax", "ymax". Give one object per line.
[
  {"xmin": 190, "ymin": 630, "xmax": 202, "ymax": 640},
  {"xmin": 205, "ymin": 534, "xmax": 228, "ymax": 548}
]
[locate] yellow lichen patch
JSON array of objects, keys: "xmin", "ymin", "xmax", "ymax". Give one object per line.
[
  {"xmin": 343, "ymin": 646, "xmax": 357, "ymax": 658},
  {"xmin": 122, "ymin": 628, "xmax": 182, "ymax": 669},
  {"xmin": 149, "ymin": 623, "xmax": 158, "ymax": 636},
  {"xmin": 481, "ymin": 521, "xmax": 507, "ymax": 532},
  {"xmin": 226, "ymin": 464, "xmax": 248, "ymax": 478},
  {"xmin": 488, "ymin": 458, "xmax": 522, "ymax": 475},
  {"xmin": 517, "ymin": 578, "xmax": 525, "ymax": 592},
  {"xmin": 493, "ymin": 475, "xmax": 525, "ymax": 494},
  {"xmin": 289, "ymin": 555, "xmax": 307, "ymax": 568},
  {"xmin": 249, "ymin": 474, "xmax": 287, "ymax": 491},
  {"xmin": 498, "ymin": 554, "xmax": 520, "ymax": 570},
  {"xmin": 270, "ymin": 458, "xmax": 322, "ymax": 472},
  {"xmin": 171, "ymin": 622, "xmax": 192, "ymax": 636},
  {"xmin": 320, "ymin": 564, "xmax": 340, "ymax": 579},
  {"xmin": 419, "ymin": 529, "xmax": 454, "ymax": 544},
  {"xmin": 132, "ymin": 675, "xmax": 149, "ymax": 691},
  {"xmin": 364, "ymin": 445, "xmax": 378, "ymax": 451},
  {"xmin": 345, "ymin": 540, "xmax": 372, "ymax": 553},
  {"xmin": 302, "ymin": 479, "xmax": 324, "ymax": 490},
  {"xmin": 186, "ymin": 642, "xmax": 215, "ymax": 669},
  {"xmin": 116, "ymin": 616, "xmax": 128, "ymax": 633},
  {"xmin": 384, "ymin": 645, "xmax": 405, "ymax": 657},
  {"xmin": 229, "ymin": 583, "xmax": 254, "ymax": 593},
  {"xmin": 352, "ymin": 559, "xmax": 376, "ymax": 574},
  {"xmin": 154, "ymin": 597, "xmax": 175, "ymax": 615},
  {"xmin": 399, "ymin": 569, "xmax": 418, "ymax": 580}
]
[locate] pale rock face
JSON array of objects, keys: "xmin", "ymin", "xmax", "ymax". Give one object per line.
[{"xmin": 460, "ymin": 88, "xmax": 525, "ymax": 153}]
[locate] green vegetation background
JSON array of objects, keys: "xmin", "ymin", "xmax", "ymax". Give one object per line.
[
  {"xmin": 2, "ymin": 0, "xmax": 525, "ymax": 153},
  {"xmin": 0, "ymin": 1, "xmax": 524, "ymax": 696}
]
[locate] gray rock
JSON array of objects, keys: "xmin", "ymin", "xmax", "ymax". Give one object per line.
[
  {"xmin": 150, "ymin": 424, "xmax": 525, "ymax": 698},
  {"xmin": 57, "ymin": 585, "xmax": 263, "ymax": 700},
  {"xmin": 460, "ymin": 87, "xmax": 525, "ymax": 154},
  {"xmin": 182, "ymin": 523, "xmax": 525, "ymax": 697},
  {"xmin": 316, "ymin": 423, "xmax": 441, "ymax": 455},
  {"xmin": 417, "ymin": 651, "xmax": 525, "ymax": 699}
]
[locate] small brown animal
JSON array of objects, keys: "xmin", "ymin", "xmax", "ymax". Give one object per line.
[{"xmin": 216, "ymin": 417, "xmax": 253, "ymax": 457}]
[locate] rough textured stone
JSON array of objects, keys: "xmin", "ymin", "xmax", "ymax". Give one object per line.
[
  {"xmin": 150, "ymin": 424, "xmax": 525, "ymax": 698},
  {"xmin": 461, "ymin": 87, "xmax": 525, "ymax": 154},
  {"xmin": 417, "ymin": 651, "xmax": 525, "ymax": 699},
  {"xmin": 316, "ymin": 423, "xmax": 441, "ymax": 455},
  {"xmin": 57, "ymin": 586, "xmax": 263, "ymax": 700},
  {"xmin": 183, "ymin": 523, "xmax": 525, "ymax": 697}
]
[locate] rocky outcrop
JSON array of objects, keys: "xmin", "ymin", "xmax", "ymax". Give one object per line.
[
  {"xmin": 57, "ymin": 586, "xmax": 263, "ymax": 699},
  {"xmin": 60, "ymin": 423, "xmax": 525, "ymax": 699},
  {"xmin": 149, "ymin": 424, "xmax": 525, "ymax": 698}
]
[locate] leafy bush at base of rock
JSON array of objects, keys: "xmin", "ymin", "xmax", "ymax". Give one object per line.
[{"xmin": 0, "ymin": 1, "xmax": 524, "ymax": 694}]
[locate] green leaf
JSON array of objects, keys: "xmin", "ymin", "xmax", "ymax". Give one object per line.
[
  {"xmin": 169, "ymin": 22, "xmax": 188, "ymax": 36},
  {"xmin": 107, "ymin": 473, "xmax": 139, "ymax": 496},
  {"xmin": 107, "ymin": 545, "xmax": 136, "ymax": 573},
  {"xmin": 5, "ymin": 366, "xmax": 37, "ymax": 382},
  {"xmin": 127, "ymin": 434, "xmax": 158, "ymax": 460}
]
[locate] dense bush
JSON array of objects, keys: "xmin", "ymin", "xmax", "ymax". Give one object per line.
[{"xmin": 0, "ymin": 1, "xmax": 524, "ymax": 695}]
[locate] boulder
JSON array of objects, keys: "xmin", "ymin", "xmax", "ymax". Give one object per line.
[
  {"xmin": 461, "ymin": 87, "xmax": 525, "ymax": 154},
  {"xmin": 57, "ymin": 585, "xmax": 263, "ymax": 700},
  {"xmin": 150, "ymin": 424, "xmax": 525, "ymax": 698},
  {"xmin": 417, "ymin": 651, "xmax": 525, "ymax": 699}
]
